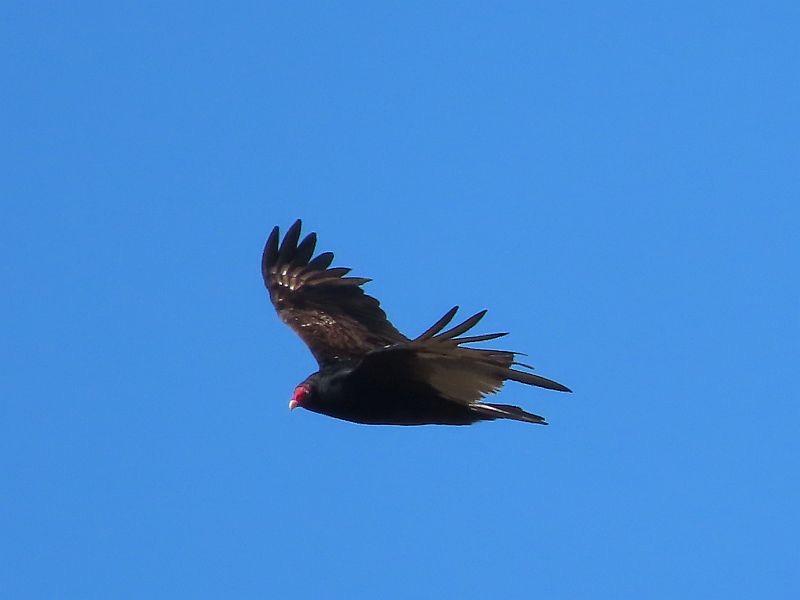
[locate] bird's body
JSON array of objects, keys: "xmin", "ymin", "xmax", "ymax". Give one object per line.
[
  {"xmin": 297, "ymin": 364, "xmax": 485, "ymax": 425},
  {"xmin": 263, "ymin": 220, "xmax": 570, "ymax": 426}
]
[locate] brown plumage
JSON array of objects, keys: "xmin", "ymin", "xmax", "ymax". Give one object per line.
[{"xmin": 263, "ymin": 220, "xmax": 570, "ymax": 426}]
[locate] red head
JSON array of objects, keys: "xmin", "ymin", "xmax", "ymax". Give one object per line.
[{"xmin": 289, "ymin": 383, "xmax": 311, "ymax": 411}]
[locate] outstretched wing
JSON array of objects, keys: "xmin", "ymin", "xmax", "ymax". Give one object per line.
[
  {"xmin": 349, "ymin": 306, "xmax": 571, "ymax": 405},
  {"xmin": 262, "ymin": 220, "xmax": 406, "ymax": 365}
]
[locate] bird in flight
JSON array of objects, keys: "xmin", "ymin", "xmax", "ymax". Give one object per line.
[{"xmin": 262, "ymin": 220, "xmax": 570, "ymax": 426}]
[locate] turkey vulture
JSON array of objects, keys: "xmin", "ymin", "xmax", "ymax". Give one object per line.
[{"xmin": 262, "ymin": 220, "xmax": 570, "ymax": 426}]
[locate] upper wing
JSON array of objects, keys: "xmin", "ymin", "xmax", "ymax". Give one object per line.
[
  {"xmin": 262, "ymin": 220, "xmax": 406, "ymax": 365},
  {"xmin": 349, "ymin": 306, "xmax": 571, "ymax": 403}
]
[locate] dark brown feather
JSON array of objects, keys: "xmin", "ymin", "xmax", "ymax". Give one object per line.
[{"xmin": 262, "ymin": 220, "xmax": 405, "ymax": 365}]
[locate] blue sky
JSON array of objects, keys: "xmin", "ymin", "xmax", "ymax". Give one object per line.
[{"xmin": 2, "ymin": 2, "xmax": 798, "ymax": 598}]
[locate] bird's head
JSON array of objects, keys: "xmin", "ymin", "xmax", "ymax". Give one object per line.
[
  {"xmin": 288, "ymin": 382, "xmax": 314, "ymax": 411},
  {"xmin": 288, "ymin": 369, "xmax": 348, "ymax": 414}
]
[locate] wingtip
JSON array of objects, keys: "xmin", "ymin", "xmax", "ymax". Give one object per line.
[
  {"xmin": 277, "ymin": 220, "xmax": 303, "ymax": 263},
  {"xmin": 507, "ymin": 368, "xmax": 573, "ymax": 393},
  {"xmin": 286, "ymin": 219, "xmax": 302, "ymax": 238},
  {"xmin": 550, "ymin": 382, "xmax": 572, "ymax": 393},
  {"xmin": 267, "ymin": 225, "xmax": 280, "ymax": 246},
  {"xmin": 292, "ymin": 231, "xmax": 317, "ymax": 265},
  {"xmin": 262, "ymin": 225, "xmax": 281, "ymax": 274},
  {"xmin": 467, "ymin": 309, "xmax": 489, "ymax": 327}
]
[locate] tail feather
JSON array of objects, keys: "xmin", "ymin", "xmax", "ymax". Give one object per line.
[{"xmin": 470, "ymin": 402, "xmax": 548, "ymax": 425}]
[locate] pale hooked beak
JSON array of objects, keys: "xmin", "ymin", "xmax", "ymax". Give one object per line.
[{"xmin": 288, "ymin": 399, "xmax": 299, "ymax": 411}]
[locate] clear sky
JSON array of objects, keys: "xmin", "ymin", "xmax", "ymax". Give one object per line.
[{"xmin": 2, "ymin": 2, "xmax": 798, "ymax": 598}]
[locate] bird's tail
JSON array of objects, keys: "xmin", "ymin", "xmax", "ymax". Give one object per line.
[{"xmin": 470, "ymin": 402, "xmax": 548, "ymax": 425}]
